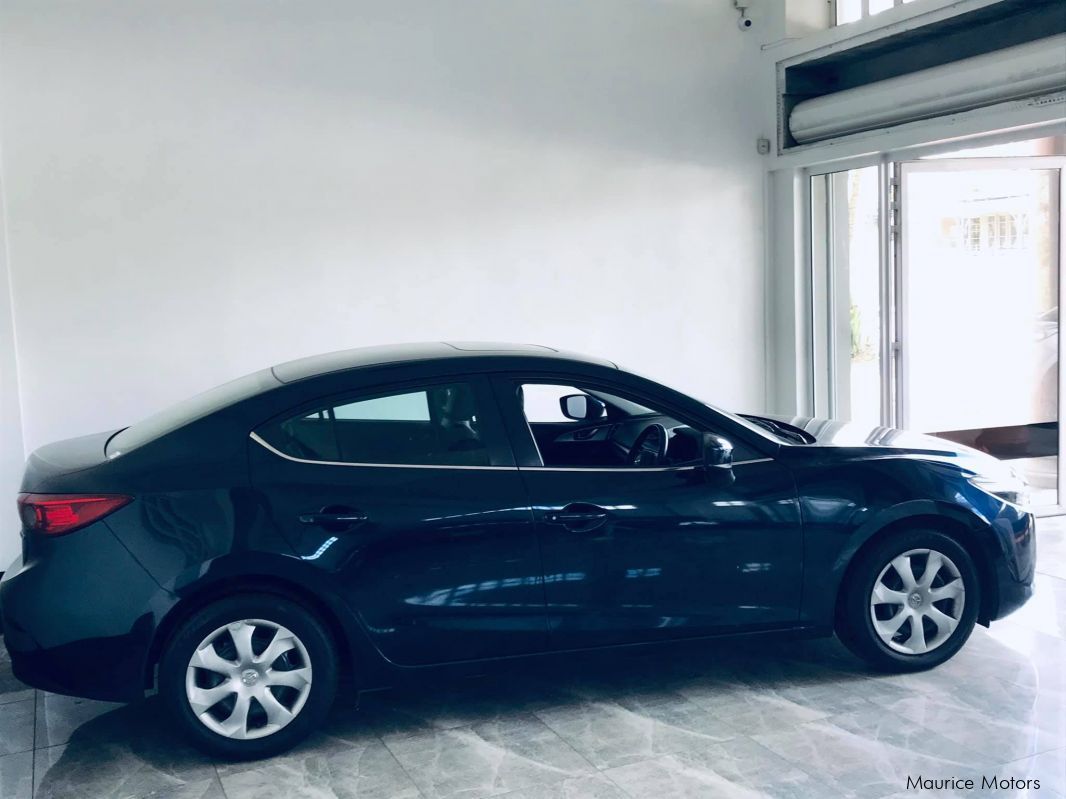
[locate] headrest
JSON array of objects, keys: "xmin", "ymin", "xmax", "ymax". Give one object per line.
[
  {"xmin": 448, "ymin": 386, "xmax": 477, "ymax": 421},
  {"xmin": 431, "ymin": 385, "xmax": 477, "ymax": 423}
]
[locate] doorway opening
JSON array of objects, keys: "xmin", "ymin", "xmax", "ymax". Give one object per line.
[{"xmin": 811, "ymin": 136, "xmax": 1066, "ymax": 511}]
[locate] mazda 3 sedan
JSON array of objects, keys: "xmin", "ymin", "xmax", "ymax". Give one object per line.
[{"xmin": 1, "ymin": 342, "xmax": 1035, "ymax": 758}]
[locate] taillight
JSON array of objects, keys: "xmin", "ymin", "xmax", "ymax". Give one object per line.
[{"xmin": 17, "ymin": 493, "xmax": 133, "ymax": 536}]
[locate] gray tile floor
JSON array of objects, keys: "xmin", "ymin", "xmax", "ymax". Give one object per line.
[{"xmin": 2, "ymin": 520, "xmax": 1064, "ymax": 799}]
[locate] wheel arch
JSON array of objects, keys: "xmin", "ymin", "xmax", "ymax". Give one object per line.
[
  {"xmin": 145, "ymin": 573, "xmax": 365, "ymax": 692},
  {"xmin": 832, "ymin": 507, "xmax": 998, "ymax": 627}
]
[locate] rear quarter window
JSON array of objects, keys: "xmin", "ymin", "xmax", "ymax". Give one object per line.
[{"xmin": 107, "ymin": 370, "xmax": 278, "ymax": 458}]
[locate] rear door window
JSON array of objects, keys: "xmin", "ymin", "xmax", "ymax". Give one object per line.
[{"xmin": 256, "ymin": 382, "xmax": 491, "ymax": 466}]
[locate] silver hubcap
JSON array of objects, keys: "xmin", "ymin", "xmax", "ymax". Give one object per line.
[
  {"xmin": 870, "ymin": 548, "xmax": 965, "ymax": 655},
  {"xmin": 185, "ymin": 619, "xmax": 313, "ymax": 740}
]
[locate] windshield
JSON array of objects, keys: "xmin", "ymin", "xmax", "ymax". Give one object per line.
[
  {"xmin": 106, "ymin": 369, "xmax": 278, "ymax": 458},
  {"xmin": 698, "ymin": 401, "xmax": 803, "ymax": 445}
]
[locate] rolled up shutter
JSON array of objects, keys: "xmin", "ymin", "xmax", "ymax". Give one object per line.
[{"xmin": 789, "ymin": 33, "xmax": 1066, "ymax": 145}]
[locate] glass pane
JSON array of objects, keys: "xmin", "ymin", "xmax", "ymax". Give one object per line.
[
  {"xmin": 836, "ymin": 0, "xmax": 862, "ymax": 24},
  {"xmin": 259, "ymin": 383, "xmax": 489, "ymax": 466},
  {"xmin": 869, "ymin": 0, "xmax": 895, "ymax": 14},
  {"xmin": 107, "ymin": 370, "xmax": 276, "ymax": 458},
  {"xmin": 845, "ymin": 167, "xmax": 883, "ymax": 427},
  {"xmin": 333, "ymin": 391, "xmax": 429, "ymax": 420},
  {"xmin": 518, "ymin": 383, "xmax": 699, "ymax": 468},
  {"xmin": 903, "ymin": 167, "xmax": 1059, "ymax": 505},
  {"xmin": 520, "ymin": 384, "xmax": 582, "ymax": 423},
  {"xmin": 828, "ymin": 166, "xmax": 883, "ymax": 427}
]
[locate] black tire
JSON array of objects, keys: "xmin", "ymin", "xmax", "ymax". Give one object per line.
[
  {"xmin": 159, "ymin": 593, "xmax": 338, "ymax": 759},
  {"xmin": 836, "ymin": 529, "xmax": 980, "ymax": 672}
]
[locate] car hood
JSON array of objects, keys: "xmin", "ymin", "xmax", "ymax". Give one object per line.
[{"xmin": 754, "ymin": 414, "xmax": 1017, "ymax": 481}]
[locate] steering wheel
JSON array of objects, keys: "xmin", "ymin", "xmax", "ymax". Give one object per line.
[{"xmin": 627, "ymin": 423, "xmax": 668, "ymax": 466}]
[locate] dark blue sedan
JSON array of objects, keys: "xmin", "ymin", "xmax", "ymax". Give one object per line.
[{"xmin": 0, "ymin": 342, "xmax": 1035, "ymax": 758}]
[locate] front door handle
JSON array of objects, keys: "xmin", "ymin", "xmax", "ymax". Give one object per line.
[
  {"xmin": 298, "ymin": 506, "xmax": 368, "ymax": 531},
  {"xmin": 545, "ymin": 504, "xmax": 609, "ymax": 532}
]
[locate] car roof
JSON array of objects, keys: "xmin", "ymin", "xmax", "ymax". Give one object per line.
[{"xmin": 271, "ymin": 342, "xmax": 618, "ymax": 384}]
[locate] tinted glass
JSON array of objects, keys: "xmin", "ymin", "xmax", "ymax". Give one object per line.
[
  {"xmin": 517, "ymin": 382, "xmax": 701, "ymax": 468},
  {"xmin": 107, "ymin": 369, "xmax": 278, "ymax": 459},
  {"xmin": 521, "ymin": 384, "xmax": 653, "ymax": 423},
  {"xmin": 258, "ymin": 382, "xmax": 489, "ymax": 466}
]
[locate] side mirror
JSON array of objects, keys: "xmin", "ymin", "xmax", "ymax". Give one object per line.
[
  {"xmin": 702, "ymin": 433, "xmax": 734, "ymax": 469},
  {"xmin": 560, "ymin": 394, "xmax": 606, "ymax": 421}
]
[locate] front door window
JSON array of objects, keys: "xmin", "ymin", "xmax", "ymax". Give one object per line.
[{"xmin": 515, "ymin": 382, "xmax": 705, "ymax": 469}]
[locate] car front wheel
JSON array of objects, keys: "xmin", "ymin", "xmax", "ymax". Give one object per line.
[
  {"xmin": 837, "ymin": 529, "xmax": 980, "ymax": 672},
  {"xmin": 159, "ymin": 593, "xmax": 338, "ymax": 759}
]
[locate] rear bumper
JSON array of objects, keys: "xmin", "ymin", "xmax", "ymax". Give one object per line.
[
  {"xmin": 1, "ymin": 523, "xmax": 167, "ymax": 703},
  {"xmin": 3, "ymin": 628, "xmax": 149, "ymax": 702}
]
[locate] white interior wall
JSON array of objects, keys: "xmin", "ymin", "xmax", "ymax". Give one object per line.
[
  {"xmin": 0, "ymin": 1, "xmax": 773, "ymax": 566},
  {"xmin": 0, "ymin": 168, "xmax": 26, "ymax": 568}
]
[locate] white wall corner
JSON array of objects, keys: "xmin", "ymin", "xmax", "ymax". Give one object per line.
[{"xmin": 0, "ymin": 160, "xmax": 26, "ymax": 569}]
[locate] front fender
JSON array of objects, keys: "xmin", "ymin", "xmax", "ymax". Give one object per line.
[
  {"xmin": 828, "ymin": 499, "xmax": 991, "ymax": 580},
  {"xmin": 800, "ymin": 498, "xmax": 996, "ymax": 629}
]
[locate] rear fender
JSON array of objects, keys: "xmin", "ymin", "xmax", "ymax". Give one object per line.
[{"xmin": 145, "ymin": 551, "xmax": 388, "ymax": 689}]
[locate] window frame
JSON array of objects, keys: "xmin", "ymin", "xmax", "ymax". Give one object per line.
[
  {"xmin": 490, "ymin": 373, "xmax": 770, "ymax": 471},
  {"xmin": 251, "ymin": 374, "xmax": 517, "ymax": 469},
  {"xmin": 832, "ymin": 0, "xmax": 914, "ymax": 27}
]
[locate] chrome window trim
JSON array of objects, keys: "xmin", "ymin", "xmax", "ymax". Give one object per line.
[
  {"xmin": 522, "ymin": 457, "xmax": 774, "ymax": 472},
  {"xmin": 251, "ymin": 432, "xmax": 775, "ymax": 472},
  {"xmin": 525, "ymin": 465, "xmax": 702, "ymax": 473},
  {"xmin": 249, "ymin": 431, "xmax": 515, "ymax": 471}
]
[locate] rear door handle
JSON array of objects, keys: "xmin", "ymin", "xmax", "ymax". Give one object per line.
[
  {"xmin": 545, "ymin": 504, "xmax": 609, "ymax": 532},
  {"xmin": 298, "ymin": 506, "xmax": 368, "ymax": 531}
]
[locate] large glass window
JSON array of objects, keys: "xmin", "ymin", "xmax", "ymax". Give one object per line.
[
  {"xmin": 811, "ymin": 165, "xmax": 884, "ymax": 427},
  {"xmin": 812, "ymin": 146, "xmax": 1064, "ymax": 510},
  {"xmin": 901, "ymin": 164, "xmax": 1060, "ymax": 506},
  {"xmin": 835, "ymin": 0, "xmax": 919, "ymax": 26},
  {"xmin": 258, "ymin": 382, "xmax": 490, "ymax": 466}
]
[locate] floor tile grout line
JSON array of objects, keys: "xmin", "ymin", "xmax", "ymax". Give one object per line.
[
  {"xmin": 741, "ymin": 733, "xmax": 854, "ymax": 799},
  {"xmin": 532, "ymin": 700, "xmax": 758, "ymax": 775},
  {"xmin": 993, "ymin": 740, "xmax": 1066, "ymax": 767},
  {"xmin": 376, "ymin": 730, "xmax": 431, "ymax": 799},
  {"xmin": 599, "ymin": 765, "xmax": 642, "ymax": 799},
  {"xmin": 527, "ymin": 708, "xmax": 603, "ymax": 777},
  {"xmin": 213, "ymin": 763, "xmax": 230, "ymax": 799},
  {"xmin": 816, "ymin": 701, "xmax": 1002, "ymax": 772},
  {"xmin": 29, "ymin": 688, "xmax": 37, "ymax": 799}
]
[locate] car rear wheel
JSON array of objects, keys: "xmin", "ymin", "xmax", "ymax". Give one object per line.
[
  {"xmin": 836, "ymin": 529, "xmax": 979, "ymax": 672},
  {"xmin": 159, "ymin": 594, "xmax": 338, "ymax": 759}
]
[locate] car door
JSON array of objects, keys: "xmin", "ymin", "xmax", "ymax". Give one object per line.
[
  {"xmin": 248, "ymin": 375, "xmax": 547, "ymax": 666},
  {"xmin": 493, "ymin": 375, "xmax": 804, "ymax": 650}
]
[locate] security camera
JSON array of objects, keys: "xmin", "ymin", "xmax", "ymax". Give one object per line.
[{"xmin": 733, "ymin": 0, "xmax": 753, "ymax": 30}]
